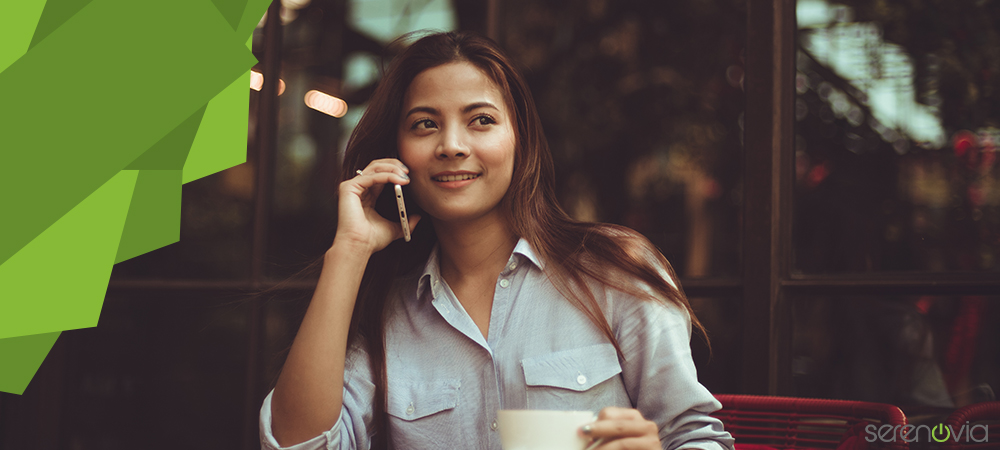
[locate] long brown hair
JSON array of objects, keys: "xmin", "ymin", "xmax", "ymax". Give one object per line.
[{"xmin": 340, "ymin": 31, "xmax": 707, "ymax": 448}]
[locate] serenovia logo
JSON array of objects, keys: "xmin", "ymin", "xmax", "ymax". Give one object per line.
[{"xmin": 865, "ymin": 422, "xmax": 989, "ymax": 443}]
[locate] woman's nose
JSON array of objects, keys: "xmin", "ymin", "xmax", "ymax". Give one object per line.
[{"xmin": 436, "ymin": 128, "xmax": 469, "ymax": 159}]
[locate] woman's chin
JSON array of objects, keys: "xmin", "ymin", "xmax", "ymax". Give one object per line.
[{"xmin": 425, "ymin": 206, "xmax": 502, "ymax": 226}]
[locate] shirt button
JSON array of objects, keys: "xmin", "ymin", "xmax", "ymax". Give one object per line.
[
  {"xmin": 406, "ymin": 403, "xmax": 414, "ymax": 415},
  {"xmin": 499, "ymin": 279, "xmax": 510, "ymax": 288},
  {"xmin": 491, "ymin": 419, "xmax": 499, "ymax": 431},
  {"xmin": 577, "ymin": 374, "xmax": 587, "ymax": 385},
  {"xmin": 508, "ymin": 262, "xmax": 517, "ymax": 271}
]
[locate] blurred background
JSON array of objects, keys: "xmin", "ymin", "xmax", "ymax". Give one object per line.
[{"xmin": 1, "ymin": 0, "xmax": 998, "ymax": 448}]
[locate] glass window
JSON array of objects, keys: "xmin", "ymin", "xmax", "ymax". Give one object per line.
[
  {"xmin": 501, "ymin": 0, "xmax": 746, "ymax": 279},
  {"xmin": 689, "ymin": 296, "xmax": 743, "ymax": 394},
  {"xmin": 792, "ymin": 295, "xmax": 999, "ymax": 410},
  {"xmin": 794, "ymin": 0, "xmax": 1000, "ymax": 274}
]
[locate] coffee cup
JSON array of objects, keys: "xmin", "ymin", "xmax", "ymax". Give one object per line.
[{"xmin": 496, "ymin": 409, "xmax": 597, "ymax": 450}]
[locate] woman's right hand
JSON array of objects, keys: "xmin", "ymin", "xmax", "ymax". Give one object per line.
[
  {"xmin": 274, "ymin": 159, "xmax": 416, "ymax": 447},
  {"xmin": 334, "ymin": 158, "xmax": 421, "ymax": 254}
]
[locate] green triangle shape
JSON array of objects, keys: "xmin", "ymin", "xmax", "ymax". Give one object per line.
[
  {"xmin": 115, "ymin": 170, "xmax": 181, "ymax": 263},
  {"xmin": 0, "ymin": 0, "xmax": 48, "ymax": 73},
  {"xmin": 29, "ymin": 0, "xmax": 94, "ymax": 49},
  {"xmin": 126, "ymin": 104, "xmax": 207, "ymax": 170},
  {"xmin": 211, "ymin": 0, "xmax": 250, "ymax": 31},
  {"xmin": 238, "ymin": 0, "xmax": 271, "ymax": 37},
  {"xmin": 0, "ymin": 332, "xmax": 61, "ymax": 395},
  {"xmin": 182, "ymin": 67, "xmax": 250, "ymax": 183},
  {"xmin": 0, "ymin": 170, "xmax": 137, "ymax": 341}
]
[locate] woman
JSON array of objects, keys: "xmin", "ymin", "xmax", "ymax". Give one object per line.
[{"xmin": 261, "ymin": 31, "xmax": 734, "ymax": 450}]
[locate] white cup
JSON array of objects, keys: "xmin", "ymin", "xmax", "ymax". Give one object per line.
[{"xmin": 497, "ymin": 410, "xmax": 596, "ymax": 450}]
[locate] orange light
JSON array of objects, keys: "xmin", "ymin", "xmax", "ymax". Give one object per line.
[
  {"xmin": 304, "ymin": 90, "xmax": 348, "ymax": 117},
  {"xmin": 250, "ymin": 71, "xmax": 263, "ymax": 91},
  {"xmin": 250, "ymin": 70, "xmax": 286, "ymax": 95}
]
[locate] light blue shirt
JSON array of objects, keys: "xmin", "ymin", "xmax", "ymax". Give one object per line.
[{"xmin": 261, "ymin": 238, "xmax": 734, "ymax": 450}]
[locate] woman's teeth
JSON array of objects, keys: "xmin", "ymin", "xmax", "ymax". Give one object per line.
[{"xmin": 433, "ymin": 174, "xmax": 480, "ymax": 182}]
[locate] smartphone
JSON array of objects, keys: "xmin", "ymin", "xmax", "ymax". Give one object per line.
[{"xmin": 394, "ymin": 184, "xmax": 411, "ymax": 242}]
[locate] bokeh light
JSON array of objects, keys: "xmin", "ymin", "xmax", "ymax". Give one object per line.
[
  {"xmin": 304, "ymin": 90, "xmax": 348, "ymax": 117},
  {"xmin": 250, "ymin": 70, "xmax": 285, "ymax": 95}
]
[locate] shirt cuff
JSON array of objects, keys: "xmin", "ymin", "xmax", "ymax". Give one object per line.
[
  {"xmin": 677, "ymin": 441, "xmax": 733, "ymax": 450},
  {"xmin": 260, "ymin": 390, "xmax": 343, "ymax": 450},
  {"xmin": 671, "ymin": 439, "xmax": 735, "ymax": 450}
]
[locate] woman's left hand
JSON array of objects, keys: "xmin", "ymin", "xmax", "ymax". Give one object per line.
[{"xmin": 580, "ymin": 407, "xmax": 661, "ymax": 450}]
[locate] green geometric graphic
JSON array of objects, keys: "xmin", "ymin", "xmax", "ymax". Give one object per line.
[
  {"xmin": 126, "ymin": 105, "xmax": 206, "ymax": 171},
  {"xmin": 183, "ymin": 55, "xmax": 254, "ymax": 184},
  {"xmin": 29, "ymin": 0, "xmax": 95, "ymax": 50},
  {"xmin": 211, "ymin": 0, "xmax": 248, "ymax": 30},
  {"xmin": 0, "ymin": 170, "xmax": 138, "ymax": 340},
  {"xmin": 114, "ymin": 170, "xmax": 182, "ymax": 264},
  {"xmin": 0, "ymin": 0, "xmax": 270, "ymax": 394},
  {"xmin": 0, "ymin": 0, "xmax": 47, "ymax": 73},
  {"xmin": 0, "ymin": 332, "xmax": 61, "ymax": 395}
]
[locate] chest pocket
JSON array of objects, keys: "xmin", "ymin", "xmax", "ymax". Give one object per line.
[
  {"xmin": 521, "ymin": 343, "xmax": 625, "ymax": 410},
  {"xmin": 387, "ymin": 378, "xmax": 461, "ymax": 421}
]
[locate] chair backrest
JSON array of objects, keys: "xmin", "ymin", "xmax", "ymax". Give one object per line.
[
  {"xmin": 712, "ymin": 394, "xmax": 909, "ymax": 450},
  {"xmin": 941, "ymin": 401, "xmax": 1000, "ymax": 450}
]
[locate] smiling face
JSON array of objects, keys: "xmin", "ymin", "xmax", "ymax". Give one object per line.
[{"xmin": 397, "ymin": 61, "xmax": 516, "ymax": 225}]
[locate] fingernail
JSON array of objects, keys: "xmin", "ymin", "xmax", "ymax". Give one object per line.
[
  {"xmin": 580, "ymin": 425, "xmax": 592, "ymax": 435},
  {"xmin": 401, "ymin": 174, "xmax": 410, "ymax": 180},
  {"xmin": 401, "ymin": 163, "xmax": 409, "ymax": 171}
]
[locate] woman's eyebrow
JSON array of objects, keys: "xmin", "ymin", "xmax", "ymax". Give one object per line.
[
  {"xmin": 404, "ymin": 106, "xmax": 439, "ymax": 117},
  {"xmin": 403, "ymin": 102, "xmax": 499, "ymax": 118},
  {"xmin": 462, "ymin": 102, "xmax": 499, "ymax": 113}
]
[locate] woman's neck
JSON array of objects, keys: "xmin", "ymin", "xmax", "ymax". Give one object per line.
[{"xmin": 432, "ymin": 213, "xmax": 519, "ymax": 286}]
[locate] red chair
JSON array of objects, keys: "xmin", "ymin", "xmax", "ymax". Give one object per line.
[
  {"xmin": 712, "ymin": 394, "xmax": 909, "ymax": 450},
  {"xmin": 940, "ymin": 401, "xmax": 1000, "ymax": 449}
]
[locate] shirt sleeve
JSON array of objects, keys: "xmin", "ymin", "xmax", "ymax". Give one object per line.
[
  {"xmin": 259, "ymin": 347, "xmax": 377, "ymax": 450},
  {"xmin": 613, "ymin": 288, "xmax": 735, "ymax": 450}
]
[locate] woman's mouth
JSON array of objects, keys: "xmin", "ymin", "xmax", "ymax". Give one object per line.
[{"xmin": 431, "ymin": 173, "xmax": 481, "ymax": 182}]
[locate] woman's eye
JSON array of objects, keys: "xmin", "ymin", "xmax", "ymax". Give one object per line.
[
  {"xmin": 412, "ymin": 119, "xmax": 437, "ymax": 130},
  {"xmin": 473, "ymin": 115, "xmax": 496, "ymax": 126}
]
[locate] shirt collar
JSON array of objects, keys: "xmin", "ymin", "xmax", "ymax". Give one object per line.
[
  {"xmin": 416, "ymin": 244, "xmax": 443, "ymax": 301},
  {"xmin": 511, "ymin": 237, "xmax": 545, "ymax": 270},
  {"xmin": 415, "ymin": 237, "xmax": 545, "ymax": 301}
]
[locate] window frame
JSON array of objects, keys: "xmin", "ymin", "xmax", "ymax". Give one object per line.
[{"xmin": 741, "ymin": 0, "xmax": 1000, "ymax": 396}]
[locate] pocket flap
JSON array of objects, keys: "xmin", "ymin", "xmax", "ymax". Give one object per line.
[
  {"xmin": 521, "ymin": 343, "xmax": 622, "ymax": 392},
  {"xmin": 387, "ymin": 378, "xmax": 461, "ymax": 421}
]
